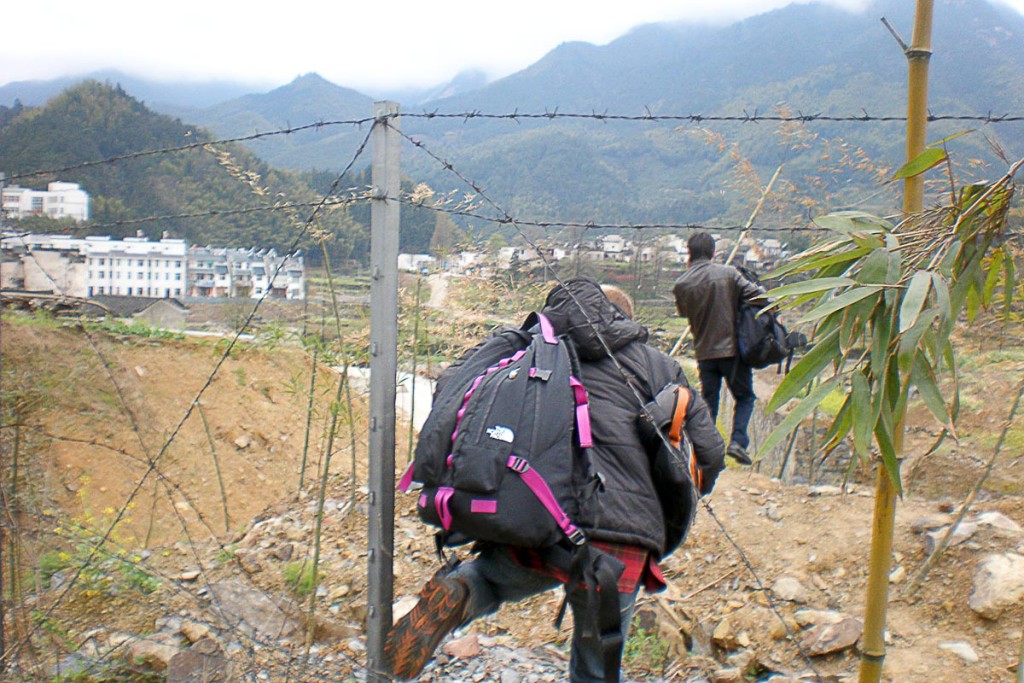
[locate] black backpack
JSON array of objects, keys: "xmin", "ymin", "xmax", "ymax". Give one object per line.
[
  {"xmin": 399, "ymin": 311, "xmax": 626, "ymax": 682},
  {"xmin": 734, "ymin": 266, "xmax": 806, "ymax": 372},
  {"xmin": 401, "ymin": 311, "xmax": 598, "ymax": 548}
]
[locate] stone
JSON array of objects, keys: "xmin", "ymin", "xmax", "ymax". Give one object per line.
[
  {"xmin": 443, "ymin": 633, "xmax": 481, "ymax": 659},
  {"xmin": 711, "ymin": 667, "xmax": 745, "ymax": 682},
  {"xmin": 925, "ymin": 522, "xmax": 979, "ymax": 554},
  {"xmin": 167, "ymin": 638, "xmax": 230, "ymax": 682},
  {"xmin": 771, "ymin": 575, "xmax": 808, "ymax": 603},
  {"xmin": 969, "ymin": 553, "xmax": 1024, "ymax": 620},
  {"xmin": 180, "ymin": 620, "xmax": 212, "ymax": 644},
  {"xmin": 127, "ymin": 638, "xmax": 179, "ymax": 671},
  {"xmin": 234, "ymin": 549, "xmax": 263, "ymax": 575},
  {"xmin": 938, "ymin": 641, "xmax": 979, "ymax": 663},
  {"xmin": 910, "ymin": 512, "xmax": 954, "ymax": 533},
  {"xmin": 799, "ymin": 616, "xmax": 862, "ymax": 656},
  {"xmin": 177, "ymin": 570, "xmax": 201, "ymax": 582},
  {"xmin": 807, "ymin": 485, "xmax": 843, "ymax": 497},
  {"xmin": 975, "ymin": 511, "xmax": 1023, "ymax": 535},
  {"xmin": 234, "ymin": 434, "xmax": 251, "ymax": 449},
  {"xmin": 794, "ymin": 609, "xmax": 847, "ymax": 627},
  {"xmin": 713, "ymin": 617, "xmax": 737, "ymax": 649},
  {"xmin": 205, "ymin": 580, "xmax": 299, "ymax": 639},
  {"xmin": 500, "ymin": 669, "xmax": 523, "ymax": 683}
]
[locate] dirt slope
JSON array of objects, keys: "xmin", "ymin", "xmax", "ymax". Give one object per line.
[{"xmin": 2, "ymin": 312, "xmax": 1022, "ymax": 682}]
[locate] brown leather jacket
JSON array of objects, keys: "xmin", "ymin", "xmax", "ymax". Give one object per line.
[{"xmin": 672, "ymin": 259, "xmax": 766, "ymax": 361}]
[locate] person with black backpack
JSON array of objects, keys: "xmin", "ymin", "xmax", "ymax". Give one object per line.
[
  {"xmin": 385, "ymin": 278, "xmax": 725, "ymax": 683},
  {"xmin": 672, "ymin": 232, "xmax": 767, "ymax": 466}
]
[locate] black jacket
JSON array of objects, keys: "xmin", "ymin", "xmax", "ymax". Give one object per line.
[
  {"xmin": 542, "ymin": 277, "xmax": 724, "ymax": 555},
  {"xmin": 672, "ymin": 259, "xmax": 766, "ymax": 361}
]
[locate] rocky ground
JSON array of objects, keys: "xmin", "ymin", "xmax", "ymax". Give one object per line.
[{"xmin": 1, "ymin": 310, "xmax": 1022, "ymax": 683}]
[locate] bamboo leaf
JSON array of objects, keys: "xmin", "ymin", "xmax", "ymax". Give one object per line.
[
  {"xmin": 767, "ymin": 328, "xmax": 841, "ymax": 411},
  {"xmin": 1003, "ymin": 254, "xmax": 1017, "ymax": 317},
  {"xmin": 928, "ymin": 130, "xmax": 974, "ymax": 146},
  {"xmin": 911, "ymin": 352, "xmax": 953, "ymax": 431},
  {"xmin": 798, "ymin": 286, "xmax": 884, "ymax": 325},
  {"xmin": 874, "ymin": 416, "xmax": 903, "ymax": 496},
  {"xmin": 812, "ymin": 211, "xmax": 893, "ymax": 233},
  {"xmin": 899, "ymin": 271, "xmax": 932, "ymax": 333},
  {"xmin": 851, "ymin": 371, "xmax": 873, "ymax": 458},
  {"xmin": 892, "ymin": 147, "xmax": 948, "ymax": 180},
  {"xmin": 767, "ymin": 277, "xmax": 855, "ymax": 299},
  {"xmin": 856, "ymin": 249, "xmax": 889, "ymax": 285},
  {"xmin": 931, "ymin": 272, "xmax": 951, "ymax": 330},
  {"xmin": 983, "ymin": 249, "xmax": 1004, "ymax": 306},
  {"xmin": 777, "ymin": 246, "xmax": 873, "ymax": 278},
  {"xmin": 757, "ymin": 379, "xmax": 839, "ymax": 461}
]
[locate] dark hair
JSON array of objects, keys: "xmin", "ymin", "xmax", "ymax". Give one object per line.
[{"xmin": 688, "ymin": 232, "xmax": 715, "ymax": 262}]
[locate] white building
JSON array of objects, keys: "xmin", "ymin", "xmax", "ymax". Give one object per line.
[
  {"xmin": 83, "ymin": 234, "xmax": 188, "ymax": 298},
  {"xmin": 0, "ymin": 232, "xmax": 188, "ymax": 298},
  {"xmin": 398, "ymin": 253, "xmax": 436, "ymax": 273},
  {"xmin": 1, "ymin": 182, "xmax": 90, "ymax": 221},
  {"xmin": 188, "ymin": 246, "xmax": 304, "ymax": 300}
]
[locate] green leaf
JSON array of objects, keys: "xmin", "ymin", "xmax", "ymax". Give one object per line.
[
  {"xmin": 1003, "ymin": 255, "xmax": 1017, "ymax": 317},
  {"xmin": 851, "ymin": 371, "xmax": 873, "ymax": 458},
  {"xmin": 756, "ymin": 379, "xmax": 839, "ymax": 461},
  {"xmin": 874, "ymin": 416, "xmax": 903, "ymax": 495},
  {"xmin": 931, "ymin": 272, "xmax": 951, "ymax": 332},
  {"xmin": 856, "ymin": 249, "xmax": 889, "ymax": 285},
  {"xmin": 928, "ymin": 130, "xmax": 974, "ymax": 147},
  {"xmin": 911, "ymin": 352, "xmax": 952, "ymax": 430},
  {"xmin": 983, "ymin": 249, "xmax": 1004, "ymax": 306},
  {"xmin": 899, "ymin": 271, "xmax": 932, "ymax": 333},
  {"xmin": 766, "ymin": 277, "xmax": 855, "ymax": 299},
  {"xmin": 892, "ymin": 147, "xmax": 948, "ymax": 180},
  {"xmin": 798, "ymin": 286, "xmax": 884, "ymax": 325},
  {"xmin": 777, "ymin": 246, "xmax": 873, "ymax": 278},
  {"xmin": 767, "ymin": 328, "xmax": 841, "ymax": 411}
]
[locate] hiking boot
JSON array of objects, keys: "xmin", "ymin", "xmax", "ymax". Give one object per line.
[
  {"xmin": 384, "ymin": 571, "xmax": 470, "ymax": 679},
  {"xmin": 726, "ymin": 442, "xmax": 753, "ymax": 466}
]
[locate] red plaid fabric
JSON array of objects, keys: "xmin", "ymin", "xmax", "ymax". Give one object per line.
[{"xmin": 508, "ymin": 541, "xmax": 666, "ymax": 594}]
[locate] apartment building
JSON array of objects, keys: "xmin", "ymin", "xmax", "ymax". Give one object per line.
[{"xmin": 1, "ymin": 182, "xmax": 90, "ymax": 221}]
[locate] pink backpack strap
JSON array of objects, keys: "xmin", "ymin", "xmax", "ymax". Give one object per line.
[
  {"xmin": 569, "ymin": 376, "xmax": 593, "ymax": 448},
  {"xmin": 507, "ymin": 455, "xmax": 586, "ymax": 545}
]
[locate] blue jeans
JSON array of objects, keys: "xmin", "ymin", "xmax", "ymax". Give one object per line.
[
  {"xmin": 451, "ymin": 545, "xmax": 639, "ymax": 683},
  {"xmin": 698, "ymin": 356, "xmax": 756, "ymax": 449}
]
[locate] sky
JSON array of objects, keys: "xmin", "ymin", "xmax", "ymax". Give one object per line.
[{"xmin": 4, "ymin": 0, "xmax": 1024, "ymax": 94}]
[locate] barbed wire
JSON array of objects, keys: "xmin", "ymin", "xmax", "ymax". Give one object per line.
[
  {"xmin": 6, "ymin": 107, "xmax": 1021, "ymax": 183},
  {"xmin": 0, "ymin": 125, "xmax": 379, "ymax": 676},
  {"xmin": 3, "ymin": 117, "xmax": 375, "ymax": 182},
  {"xmin": 66, "ymin": 194, "xmax": 369, "ymax": 233},
  {"xmin": 390, "ymin": 118, "xmax": 830, "ymax": 681},
  {"xmin": 397, "ymin": 196, "xmax": 846, "ymax": 235},
  {"xmin": 397, "ymin": 109, "xmax": 1024, "ymax": 124}
]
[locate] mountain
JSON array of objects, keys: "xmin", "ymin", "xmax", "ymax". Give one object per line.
[
  {"xmin": 168, "ymin": 73, "xmax": 376, "ymax": 170},
  {"xmin": 3, "ymin": 0, "xmax": 1022, "ymax": 234},
  {"xmin": 0, "ymin": 82, "xmax": 359, "ymax": 257},
  {"xmin": 0, "ymin": 69, "xmax": 262, "ymax": 109}
]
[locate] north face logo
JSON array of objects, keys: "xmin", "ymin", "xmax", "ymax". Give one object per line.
[{"xmin": 486, "ymin": 425, "xmax": 515, "ymax": 443}]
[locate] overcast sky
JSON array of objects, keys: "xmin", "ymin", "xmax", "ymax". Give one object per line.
[{"xmin": 4, "ymin": 0, "xmax": 1024, "ymax": 93}]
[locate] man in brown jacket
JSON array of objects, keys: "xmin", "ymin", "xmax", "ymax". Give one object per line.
[{"xmin": 672, "ymin": 232, "xmax": 766, "ymax": 465}]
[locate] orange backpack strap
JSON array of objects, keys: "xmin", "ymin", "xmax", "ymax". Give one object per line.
[
  {"xmin": 668, "ymin": 386, "xmax": 689, "ymax": 448},
  {"xmin": 668, "ymin": 387, "xmax": 702, "ymax": 492}
]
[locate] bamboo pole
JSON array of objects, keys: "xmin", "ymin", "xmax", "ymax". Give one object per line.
[{"xmin": 858, "ymin": 3, "xmax": 933, "ymax": 681}]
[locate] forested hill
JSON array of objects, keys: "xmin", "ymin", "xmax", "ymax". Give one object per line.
[{"xmin": 3, "ymin": 83, "xmax": 447, "ymax": 263}]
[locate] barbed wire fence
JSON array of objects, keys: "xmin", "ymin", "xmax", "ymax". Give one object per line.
[{"xmin": 0, "ymin": 104, "xmax": 1021, "ymax": 682}]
